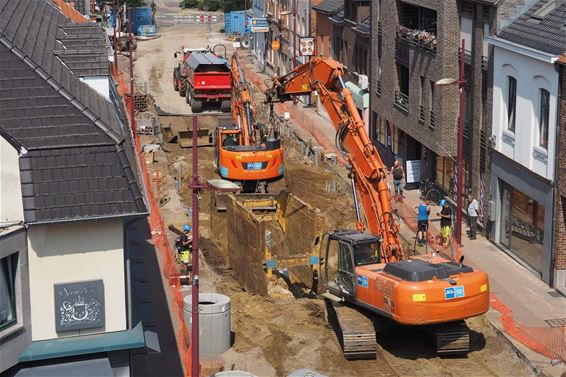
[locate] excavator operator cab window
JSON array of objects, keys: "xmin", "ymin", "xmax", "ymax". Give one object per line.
[
  {"xmin": 222, "ymin": 132, "xmax": 239, "ymax": 147},
  {"xmin": 338, "ymin": 243, "xmax": 354, "ymax": 274},
  {"xmin": 353, "ymin": 241, "xmax": 381, "ymax": 266}
]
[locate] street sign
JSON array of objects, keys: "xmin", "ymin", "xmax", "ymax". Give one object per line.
[
  {"xmin": 299, "ymin": 37, "xmax": 315, "ymax": 56},
  {"xmin": 250, "ymin": 17, "xmax": 269, "ymax": 32}
]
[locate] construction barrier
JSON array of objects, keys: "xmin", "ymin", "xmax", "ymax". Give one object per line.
[{"xmin": 112, "ymin": 65, "xmax": 194, "ymax": 376}]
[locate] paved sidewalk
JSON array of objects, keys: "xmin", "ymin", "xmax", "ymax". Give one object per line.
[{"xmin": 243, "ymin": 58, "xmax": 566, "ymax": 376}]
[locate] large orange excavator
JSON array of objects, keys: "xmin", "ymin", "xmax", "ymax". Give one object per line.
[
  {"xmin": 214, "ymin": 52, "xmax": 284, "ymax": 192},
  {"xmin": 266, "ymin": 57, "xmax": 489, "ymax": 358}
]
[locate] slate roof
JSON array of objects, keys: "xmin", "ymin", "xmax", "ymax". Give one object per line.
[
  {"xmin": 0, "ymin": 0, "xmax": 146, "ymax": 224},
  {"xmin": 353, "ymin": 16, "xmax": 370, "ymax": 36},
  {"xmin": 313, "ymin": 0, "xmax": 343, "ymax": 15},
  {"xmin": 55, "ymin": 23, "xmax": 109, "ymax": 76},
  {"xmin": 498, "ymin": 0, "xmax": 566, "ymax": 56},
  {"xmin": 329, "ymin": 10, "xmax": 345, "ymax": 25}
]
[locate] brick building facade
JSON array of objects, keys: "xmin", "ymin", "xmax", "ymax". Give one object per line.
[
  {"xmin": 370, "ymin": 0, "xmax": 527, "ymax": 220},
  {"xmin": 313, "ymin": 0, "xmax": 343, "ymax": 58}
]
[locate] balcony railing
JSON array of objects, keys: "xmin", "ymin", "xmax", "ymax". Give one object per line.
[
  {"xmin": 394, "ymin": 91, "xmax": 409, "ymax": 112},
  {"xmin": 419, "ymin": 105, "xmax": 425, "ymax": 123},
  {"xmin": 397, "ymin": 26, "xmax": 437, "ymax": 53},
  {"xmin": 377, "ymin": 80, "xmax": 382, "ymax": 96},
  {"xmin": 378, "ymin": 21, "xmax": 383, "ymax": 36},
  {"xmin": 429, "ymin": 110, "xmax": 436, "ymax": 129}
]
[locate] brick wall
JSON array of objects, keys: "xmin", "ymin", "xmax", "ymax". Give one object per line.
[
  {"xmin": 315, "ymin": 14, "xmax": 334, "ymax": 58},
  {"xmin": 555, "ymin": 63, "xmax": 566, "ymax": 270},
  {"xmin": 371, "ymin": 0, "xmax": 460, "ymax": 157}
]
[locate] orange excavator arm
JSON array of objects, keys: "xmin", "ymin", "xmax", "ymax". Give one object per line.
[
  {"xmin": 266, "ymin": 57, "xmax": 404, "ymax": 262},
  {"xmin": 231, "ymin": 52, "xmax": 255, "ymax": 146}
]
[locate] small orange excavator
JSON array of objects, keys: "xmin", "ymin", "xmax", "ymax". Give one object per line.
[
  {"xmin": 266, "ymin": 57, "xmax": 489, "ymax": 358},
  {"xmin": 214, "ymin": 52, "xmax": 284, "ymax": 192}
]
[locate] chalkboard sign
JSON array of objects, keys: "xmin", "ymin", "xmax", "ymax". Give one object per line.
[
  {"xmin": 405, "ymin": 160, "xmax": 422, "ymax": 184},
  {"xmin": 54, "ymin": 280, "xmax": 105, "ymax": 332}
]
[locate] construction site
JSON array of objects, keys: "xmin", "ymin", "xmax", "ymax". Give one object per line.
[{"xmin": 126, "ymin": 12, "xmax": 535, "ymax": 376}]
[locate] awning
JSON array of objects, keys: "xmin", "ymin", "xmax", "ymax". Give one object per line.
[
  {"xmin": 15, "ymin": 358, "xmax": 112, "ymax": 377},
  {"xmin": 345, "ymin": 81, "xmax": 369, "ymax": 110},
  {"xmin": 19, "ymin": 322, "xmax": 158, "ymax": 362}
]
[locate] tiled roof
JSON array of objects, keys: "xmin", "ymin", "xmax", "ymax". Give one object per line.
[
  {"xmin": 498, "ymin": 0, "xmax": 566, "ymax": 56},
  {"xmin": 313, "ymin": 0, "xmax": 343, "ymax": 15},
  {"xmin": 353, "ymin": 16, "xmax": 370, "ymax": 36},
  {"xmin": 329, "ymin": 10, "xmax": 345, "ymax": 25},
  {"xmin": 55, "ymin": 23, "xmax": 109, "ymax": 77},
  {"xmin": 0, "ymin": 0, "xmax": 145, "ymax": 224}
]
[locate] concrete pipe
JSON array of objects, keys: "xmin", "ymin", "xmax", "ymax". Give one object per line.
[{"xmin": 183, "ymin": 293, "xmax": 231, "ymax": 356}]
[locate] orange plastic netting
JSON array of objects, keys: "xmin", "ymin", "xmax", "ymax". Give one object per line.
[{"xmin": 112, "ymin": 67, "xmax": 193, "ymax": 376}]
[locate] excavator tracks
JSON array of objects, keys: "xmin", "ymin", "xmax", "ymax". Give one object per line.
[
  {"xmin": 324, "ymin": 299, "xmax": 377, "ymax": 360},
  {"xmin": 433, "ymin": 320, "xmax": 470, "ymax": 355}
]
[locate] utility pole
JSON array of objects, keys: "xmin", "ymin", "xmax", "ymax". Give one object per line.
[
  {"xmin": 128, "ymin": 8, "xmax": 136, "ymax": 138},
  {"xmin": 435, "ymin": 39, "xmax": 467, "ymax": 246},
  {"xmin": 293, "ymin": 0, "xmax": 297, "ymax": 69},
  {"xmin": 190, "ymin": 116, "xmax": 200, "ymax": 377}
]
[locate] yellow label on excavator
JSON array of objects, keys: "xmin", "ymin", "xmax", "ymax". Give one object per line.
[
  {"xmin": 480, "ymin": 283, "xmax": 488, "ymax": 293},
  {"xmin": 412, "ymin": 293, "xmax": 427, "ymax": 302},
  {"xmin": 236, "ymin": 155, "xmax": 243, "ymax": 160},
  {"xmin": 267, "ymin": 154, "xmax": 273, "ymax": 159},
  {"xmin": 302, "ymin": 83, "xmax": 308, "ymax": 91}
]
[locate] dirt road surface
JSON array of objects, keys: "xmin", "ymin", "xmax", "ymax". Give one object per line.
[{"xmin": 134, "ymin": 5, "xmax": 534, "ymax": 376}]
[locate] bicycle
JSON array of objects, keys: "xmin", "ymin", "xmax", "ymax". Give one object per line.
[{"xmin": 418, "ymin": 179, "xmax": 442, "ymax": 205}]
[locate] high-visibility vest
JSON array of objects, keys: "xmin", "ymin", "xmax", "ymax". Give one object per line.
[{"xmin": 180, "ymin": 250, "xmax": 190, "ymax": 264}]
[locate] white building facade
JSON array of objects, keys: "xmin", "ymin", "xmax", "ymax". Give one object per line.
[{"xmin": 488, "ymin": 36, "xmax": 559, "ymax": 285}]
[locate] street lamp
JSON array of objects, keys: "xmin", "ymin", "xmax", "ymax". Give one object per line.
[{"xmin": 435, "ymin": 39, "xmax": 467, "ymax": 246}]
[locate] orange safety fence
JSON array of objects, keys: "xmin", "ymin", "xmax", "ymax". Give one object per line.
[{"xmin": 112, "ymin": 67, "xmax": 194, "ymax": 376}]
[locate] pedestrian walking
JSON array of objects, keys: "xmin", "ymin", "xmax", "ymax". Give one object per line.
[
  {"xmin": 414, "ymin": 197, "xmax": 430, "ymax": 245},
  {"xmin": 390, "ymin": 160, "xmax": 405, "ymax": 201},
  {"xmin": 437, "ymin": 199, "xmax": 452, "ymax": 246},
  {"xmin": 467, "ymin": 194, "xmax": 479, "ymax": 240}
]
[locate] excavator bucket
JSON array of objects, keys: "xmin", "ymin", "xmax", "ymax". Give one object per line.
[
  {"xmin": 160, "ymin": 125, "xmax": 177, "ymax": 143},
  {"xmin": 178, "ymin": 128, "xmax": 213, "ymax": 148}
]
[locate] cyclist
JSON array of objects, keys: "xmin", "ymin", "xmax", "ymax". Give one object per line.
[{"xmin": 414, "ymin": 198, "xmax": 430, "ymax": 246}]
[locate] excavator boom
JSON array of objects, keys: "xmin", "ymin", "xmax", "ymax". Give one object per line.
[{"xmin": 267, "ymin": 57, "xmax": 403, "ymax": 262}]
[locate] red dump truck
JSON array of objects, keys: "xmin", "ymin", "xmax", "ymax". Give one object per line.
[{"xmin": 173, "ymin": 49, "xmax": 231, "ymax": 113}]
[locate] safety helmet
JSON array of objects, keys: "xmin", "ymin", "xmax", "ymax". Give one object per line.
[
  {"xmin": 439, "ymin": 199, "xmax": 447, "ymax": 207},
  {"xmin": 183, "ymin": 224, "xmax": 191, "ymax": 232}
]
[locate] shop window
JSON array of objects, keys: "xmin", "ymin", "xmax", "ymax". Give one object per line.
[
  {"xmin": 0, "ymin": 254, "xmax": 18, "ymax": 331},
  {"xmin": 506, "ymin": 76, "xmax": 517, "ymax": 132},
  {"xmin": 499, "ymin": 183, "xmax": 544, "ymax": 273},
  {"xmin": 539, "ymin": 89, "xmax": 549, "ymax": 149}
]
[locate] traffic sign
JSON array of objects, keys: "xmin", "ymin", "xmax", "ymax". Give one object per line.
[
  {"xmin": 250, "ymin": 18, "xmax": 269, "ymax": 32},
  {"xmin": 299, "ymin": 37, "xmax": 315, "ymax": 56}
]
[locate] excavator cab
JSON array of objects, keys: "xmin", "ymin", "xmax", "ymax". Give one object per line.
[{"xmin": 322, "ymin": 231, "xmax": 381, "ymax": 301}]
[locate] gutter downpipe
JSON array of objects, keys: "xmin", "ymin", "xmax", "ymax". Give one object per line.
[{"xmin": 550, "ymin": 60, "xmax": 562, "ymax": 288}]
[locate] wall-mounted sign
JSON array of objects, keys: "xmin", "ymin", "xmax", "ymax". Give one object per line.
[
  {"xmin": 271, "ymin": 40, "xmax": 280, "ymax": 51},
  {"xmin": 250, "ymin": 18, "xmax": 269, "ymax": 32},
  {"xmin": 299, "ymin": 37, "xmax": 315, "ymax": 56},
  {"xmin": 55, "ymin": 280, "xmax": 105, "ymax": 332}
]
